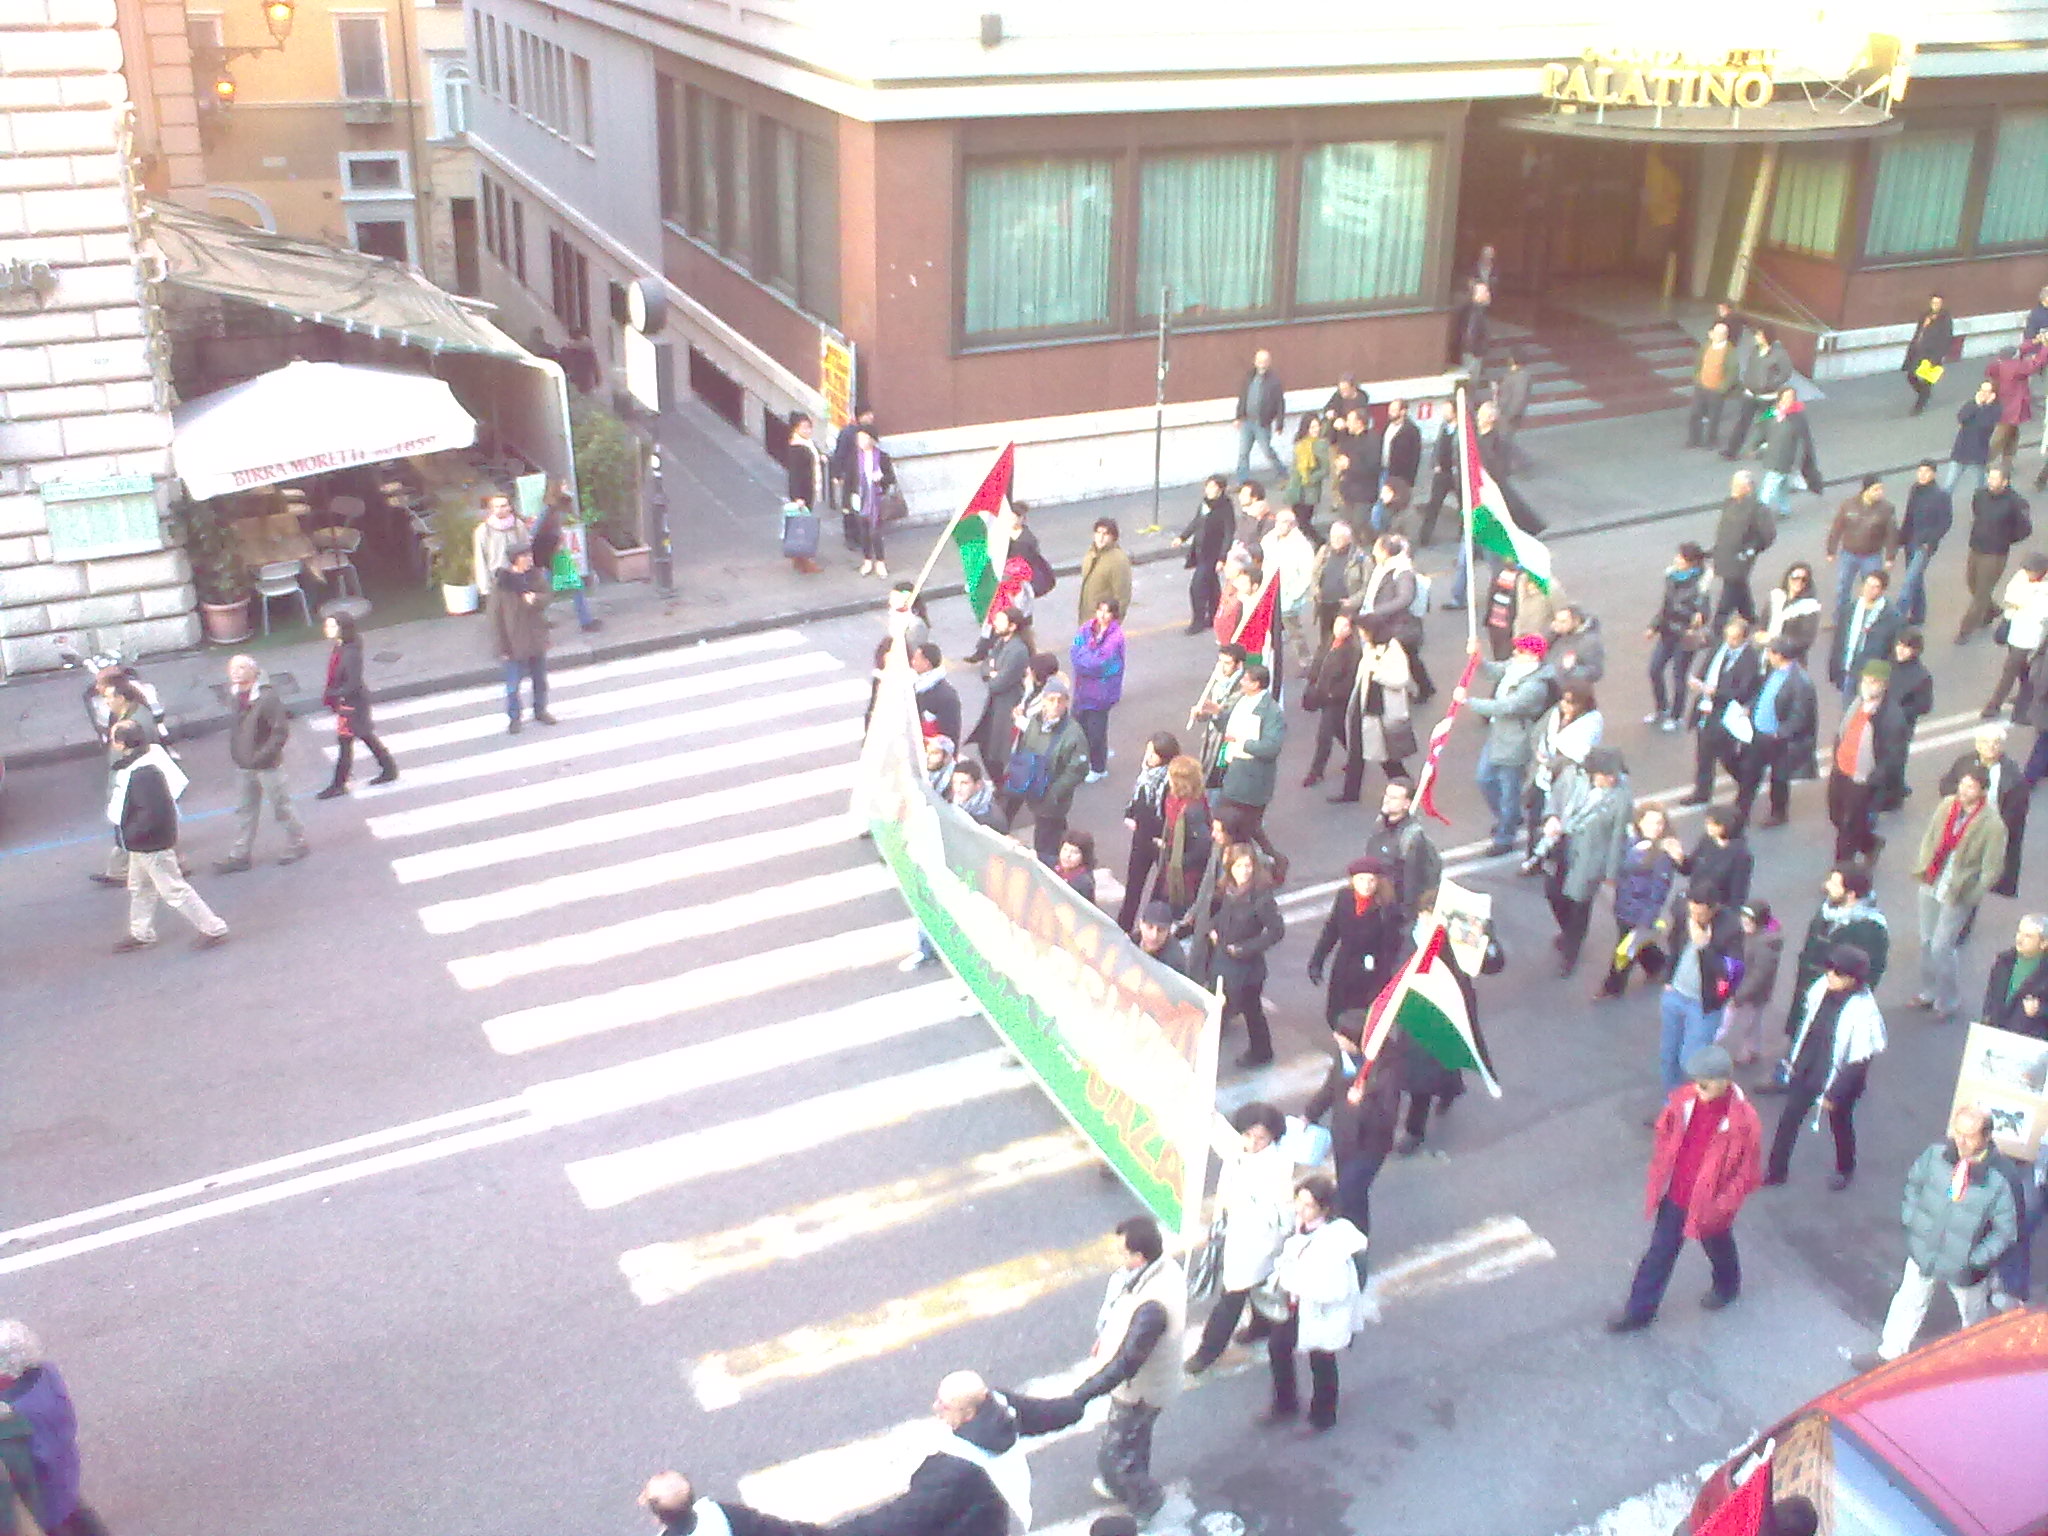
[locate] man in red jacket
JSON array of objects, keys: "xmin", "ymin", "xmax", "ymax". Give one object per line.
[{"xmin": 1608, "ymin": 1044, "xmax": 1763, "ymax": 1332}]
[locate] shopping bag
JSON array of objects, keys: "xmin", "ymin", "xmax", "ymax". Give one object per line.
[
  {"xmin": 1185, "ymin": 1224, "xmax": 1226, "ymax": 1302},
  {"xmin": 1913, "ymin": 359, "xmax": 1944, "ymax": 385},
  {"xmin": 781, "ymin": 502, "xmax": 821, "ymax": 558}
]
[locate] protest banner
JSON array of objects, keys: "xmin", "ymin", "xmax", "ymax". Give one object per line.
[{"xmin": 1950, "ymin": 1022, "xmax": 2048, "ymax": 1160}]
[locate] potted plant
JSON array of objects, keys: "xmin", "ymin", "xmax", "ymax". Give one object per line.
[
  {"xmin": 433, "ymin": 502, "xmax": 480, "ymax": 614},
  {"xmin": 182, "ymin": 500, "xmax": 253, "ymax": 644},
  {"xmin": 572, "ymin": 394, "xmax": 650, "ymax": 583}
]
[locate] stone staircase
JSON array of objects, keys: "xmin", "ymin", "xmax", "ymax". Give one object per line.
[{"xmin": 1488, "ymin": 305, "xmax": 1698, "ymax": 427}]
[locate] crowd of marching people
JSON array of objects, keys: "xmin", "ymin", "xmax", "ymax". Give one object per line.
[{"xmin": 829, "ymin": 316, "xmax": 2048, "ymax": 1530}]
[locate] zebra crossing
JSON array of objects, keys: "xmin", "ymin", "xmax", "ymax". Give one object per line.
[
  {"xmin": 337, "ymin": 627, "xmax": 1172, "ymax": 1527},
  {"xmin": 325, "ymin": 626, "xmax": 1556, "ymax": 1533}
]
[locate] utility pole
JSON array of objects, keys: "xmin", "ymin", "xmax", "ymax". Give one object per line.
[{"xmin": 1146, "ymin": 287, "xmax": 1171, "ymax": 533}]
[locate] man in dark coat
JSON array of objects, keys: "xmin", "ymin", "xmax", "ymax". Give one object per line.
[
  {"xmin": 1878, "ymin": 629, "xmax": 1935, "ymax": 811},
  {"xmin": 216, "ymin": 653, "xmax": 308, "ymax": 872},
  {"xmin": 1683, "ymin": 615, "xmax": 1763, "ymax": 805},
  {"xmin": 910, "ymin": 642, "xmax": 962, "ymax": 746},
  {"xmin": 1415, "ymin": 402, "xmax": 1463, "ymax": 547},
  {"xmin": 1958, "ymin": 467, "xmax": 2034, "ymax": 640},
  {"xmin": 640, "ymin": 1472, "xmax": 823, "ymax": 1536},
  {"xmin": 1827, "ymin": 569, "xmax": 1904, "ymax": 700},
  {"xmin": 1735, "ymin": 638, "xmax": 1818, "ymax": 827},
  {"xmin": 1979, "ymin": 914, "xmax": 2048, "ymax": 1039},
  {"xmin": 1709, "ymin": 471, "xmax": 1776, "ymax": 625},
  {"xmin": 1825, "ymin": 663, "xmax": 1909, "ymax": 864},
  {"xmin": 1382, "ymin": 398, "xmax": 1423, "ymax": 491},
  {"xmin": 1897, "ymin": 460, "xmax": 1953, "ymax": 625},
  {"xmin": 1235, "ymin": 348, "xmax": 1286, "ymax": 479},
  {"xmin": 1359, "ymin": 779, "xmax": 1442, "ymax": 918},
  {"xmin": 1300, "ymin": 612, "xmax": 1361, "ymax": 793},
  {"xmin": 833, "ymin": 1371, "xmax": 1085, "ymax": 1536},
  {"xmin": 1305, "ymin": 1009, "xmax": 1408, "ymax": 1241},
  {"xmin": 489, "ymin": 543, "xmax": 556, "ymax": 735}
]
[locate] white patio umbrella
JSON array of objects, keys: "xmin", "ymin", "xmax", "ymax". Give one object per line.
[{"xmin": 172, "ymin": 359, "xmax": 477, "ymax": 501}]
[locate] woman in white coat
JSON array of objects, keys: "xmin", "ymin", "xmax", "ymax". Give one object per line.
[
  {"xmin": 1265, "ymin": 1174, "xmax": 1368, "ymax": 1431},
  {"xmin": 1186, "ymin": 1103, "xmax": 1296, "ymax": 1374}
]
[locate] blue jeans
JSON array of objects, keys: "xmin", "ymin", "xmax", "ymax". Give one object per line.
[
  {"xmin": 1475, "ymin": 756, "xmax": 1526, "ymax": 849},
  {"xmin": 566, "ymin": 586, "xmax": 595, "ymax": 627},
  {"xmin": 504, "ymin": 656, "xmax": 549, "ymax": 720},
  {"xmin": 1236, "ymin": 420, "xmax": 1283, "ymax": 479},
  {"xmin": 1899, "ymin": 544, "xmax": 1934, "ymax": 625},
  {"xmin": 1833, "ymin": 550, "xmax": 1885, "ymax": 631},
  {"xmin": 1940, "ymin": 459, "xmax": 1988, "ymax": 500},
  {"xmin": 1759, "ymin": 470, "xmax": 1792, "ymax": 516},
  {"xmin": 1622, "ymin": 1197, "xmax": 1740, "ymax": 1324},
  {"xmin": 1659, "ymin": 988, "xmax": 1723, "ymax": 1095},
  {"xmin": 1075, "ymin": 706, "xmax": 1112, "ymax": 773}
]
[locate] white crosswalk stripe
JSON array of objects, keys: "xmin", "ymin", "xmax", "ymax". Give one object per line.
[{"xmin": 348, "ymin": 633, "xmax": 1551, "ymax": 1533}]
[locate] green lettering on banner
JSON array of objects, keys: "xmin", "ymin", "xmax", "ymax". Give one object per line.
[{"xmin": 858, "ymin": 651, "xmax": 1221, "ymax": 1237}]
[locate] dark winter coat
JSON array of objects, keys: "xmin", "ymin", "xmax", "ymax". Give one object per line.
[
  {"xmin": 113, "ymin": 748, "xmax": 179, "ymax": 853},
  {"xmin": 665, "ymin": 1501, "xmax": 825, "ymax": 1536},
  {"xmin": 1665, "ymin": 908, "xmax": 1744, "ymax": 1011},
  {"xmin": 1753, "ymin": 662, "xmax": 1819, "ymax": 778},
  {"xmin": 323, "ymin": 636, "xmax": 371, "ymax": 718},
  {"xmin": 834, "ymin": 1389, "xmax": 1083, "ymax": 1536},
  {"xmin": 1981, "ymin": 947, "xmax": 2048, "ymax": 1038},
  {"xmin": 1310, "ymin": 893, "xmax": 1407, "ymax": 1015},
  {"xmin": 1737, "ymin": 340, "xmax": 1794, "ymax": 397},
  {"xmin": 1305, "ymin": 1032, "xmax": 1407, "ymax": 1170},
  {"xmin": 1303, "ymin": 632, "xmax": 1361, "ymax": 721},
  {"xmin": 1791, "ymin": 899, "xmax": 1890, "ymax": 1002},
  {"xmin": 227, "ymin": 677, "xmax": 290, "ymax": 769},
  {"xmin": 1828, "ymin": 599, "xmax": 1905, "ymax": 688},
  {"xmin": 1951, "ymin": 399, "xmax": 2001, "ymax": 465},
  {"xmin": 1900, "ymin": 481, "xmax": 1953, "ymax": 553},
  {"xmin": 1181, "ymin": 493, "xmax": 1234, "ymax": 570},
  {"xmin": 1011, "ymin": 712, "xmax": 1090, "ymax": 818},
  {"xmin": 1889, "ymin": 658, "xmax": 1934, "ymax": 727},
  {"xmin": 1360, "ymin": 814, "xmax": 1442, "ymax": 916},
  {"xmin": 1904, "ymin": 310, "xmax": 1953, "ymax": 372},
  {"xmin": 1967, "ymin": 485, "xmax": 2034, "ymax": 556},
  {"xmin": 1680, "ymin": 835, "xmax": 1754, "ymax": 910},
  {"xmin": 1690, "ymin": 640, "xmax": 1764, "ymax": 726},
  {"xmin": 1384, "ymin": 419, "xmax": 1423, "ymax": 486},
  {"xmin": 1758, "ymin": 405, "xmax": 1821, "ymax": 489},
  {"xmin": 1649, "ymin": 566, "xmax": 1710, "ymax": 640},
  {"xmin": 489, "ymin": 566, "xmax": 552, "ymax": 662},
  {"xmin": 1900, "ymin": 1143, "xmax": 2018, "ymax": 1288},
  {"xmin": 1237, "ymin": 368, "xmax": 1286, "ymax": 429},
  {"xmin": 1828, "ymin": 696, "xmax": 1910, "ymax": 790},
  {"xmin": 1710, "ymin": 495, "xmax": 1777, "ymax": 580},
  {"xmin": 1208, "ymin": 883, "xmax": 1285, "ymax": 987},
  {"xmin": 784, "ymin": 436, "xmax": 828, "ymax": 508},
  {"xmin": 1613, "ymin": 840, "xmax": 1681, "ymax": 932},
  {"xmin": 967, "ymin": 634, "xmax": 1029, "ymax": 755}
]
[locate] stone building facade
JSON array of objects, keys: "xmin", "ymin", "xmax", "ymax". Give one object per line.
[{"xmin": 0, "ymin": 0, "xmax": 197, "ymax": 677}]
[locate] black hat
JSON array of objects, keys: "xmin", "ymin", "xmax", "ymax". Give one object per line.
[
  {"xmin": 1825, "ymin": 944, "xmax": 1871, "ymax": 983},
  {"xmin": 1140, "ymin": 901, "xmax": 1174, "ymax": 928}
]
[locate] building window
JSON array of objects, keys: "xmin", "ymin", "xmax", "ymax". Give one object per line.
[
  {"xmin": 1139, "ymin": 151, "xmax": 1279, "ymax": 319},
  {"xmin": 570, "ymin": 55, "xmax": 593, "ymax": 149},
  {"xmin": 548, "ymin": 229, "xmax": 591, "ymax": 335},
  {"xmin": 754, "ymin": 118, "xmax": 802, "ymax": 299},
  {"xmin": 656, "ymin": 77, "xmax": 681, "ymax": 220},
  {"xmin": 339, "ymin": 151, "xmax": 409, "ymax": 195},
  {"xmin": 1979, "ymin": 110, "xmax": 2048, "ymax": 248},
  {"xmin": 334, "ymin": 15, "xmax": 389, "ymax": 100},
  {"xmin": 686, "ymin": 86, "xmax": 719, "ymax": 241},
  {"xmin": 1296, "ymin": 139, "xmax": 1432, "ymax": 307},
  {"xmin": 350, "ymin": 217, "xmax": 411, "ymax": 265},
  {"xmin": 1765, "ymin": 147, "xmax": 1850, "ymax": 258},
  {"xmin": 430, "ymin": 55, "xmax": 470, "ymax": 139},
  {"xmin": 503, "ymin": 24, "xmax": 519, "ymax": 107},
  {"xmin": 1865, "ymin": 130, "xmax": 1976, "ymax": 260},
  {"xmin": 509, "ymin": 198, "xmax": 527, "ymax": 284},
  {"xmin": 963, "ymin": 157, "xmax": 1114, "ymax": 339}
]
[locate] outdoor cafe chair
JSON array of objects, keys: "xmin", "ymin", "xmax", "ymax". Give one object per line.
[{"xmin": 253, "ymin": 560, "xmax": 311, "ymax": 634}]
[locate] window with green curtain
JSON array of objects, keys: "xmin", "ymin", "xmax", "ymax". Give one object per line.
[
  {"xmin": 1766, "ymin": 147, "xmax": 1850, "ymax": 256},
  {"xmin": 1866, "ymin": 131, "xmax": 1975, "ymax": 259},
  {"xmin": 1979, "ymin": 110, "xmax": 2048, "ymax": 247},
  {"xmin": 1296, "ymin": 139, "xmax": 1433, "ymax": 306},
  {"xmin": 686, "ymin": 87, "xmax": 718, "ymax": 242},
  {"xmin": 962, "ymin": 158, "xmax": 1114, "ymax": 338},
  {"xmin": 1139, "ymin": 150, "xmax": 1278, "ymax": 318}
]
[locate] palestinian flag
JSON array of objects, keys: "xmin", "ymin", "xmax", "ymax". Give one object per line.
[
  {"xmin": 1414, "ymin": 651, "xmax": 1481, "ymax": 825},
  {"xmin": 1231, "ymin": 573, "xmax": 1281, "ymax": 673},
  {"xmin": 1696, "ymin": 1455, "xmax": 1772, "ymax": 1536},
  {"xmin": 1354, "ymin": 922, "xmax": 1500, "ymax": 1098},
  {"xmin": 1460, "ymin": 411, "xmax": 1551, "ymax": 591},
  {"xmin": 950, "ymin": 443, "xmax": 1016, "ymax": 621}
]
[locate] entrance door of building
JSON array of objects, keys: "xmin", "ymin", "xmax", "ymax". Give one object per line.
[{"xmin": 1459, "ymin": 122, "xmax": 1694, "ymax": 299}]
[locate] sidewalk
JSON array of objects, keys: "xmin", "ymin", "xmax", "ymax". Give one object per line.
[{"xmin": 0, "ymin": 368, "xmax": 2016, "ymax": 770}]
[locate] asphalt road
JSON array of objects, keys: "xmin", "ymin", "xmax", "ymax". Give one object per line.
[{"xmin": 1, "ymin": 495, "xmax": 2039, "ymax": 1536}]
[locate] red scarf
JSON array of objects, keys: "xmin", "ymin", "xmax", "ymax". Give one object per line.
[{"xmin": 1923, "ymin": 799, "xmax": 1981, "ymax": 885}]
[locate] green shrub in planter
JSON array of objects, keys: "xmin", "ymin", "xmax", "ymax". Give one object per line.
[
  {"xmin": 180, "ymin": 499, "xmax": 251, "ymax": 606},
  {"xmin": 571, "ymin": 394, "xmax": 645, "ymax": 550},
  {"xmin": 433, "ymin": 502, "xmax": 478, "ymax": 587}
]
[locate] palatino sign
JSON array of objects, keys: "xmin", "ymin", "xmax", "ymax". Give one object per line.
[{"xmin": 1542, "ymin": 55, "xmax": 1777, "ymax": 112}]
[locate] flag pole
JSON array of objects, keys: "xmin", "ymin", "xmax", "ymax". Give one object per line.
[{"xmin": 1454, "ymin": 379, "xmax": 1478, "ymax": 651}]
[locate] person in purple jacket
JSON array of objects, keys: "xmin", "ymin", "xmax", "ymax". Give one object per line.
[
  {"xmin": 0, "ymin": 1320, "xmax": 99, "ymax": 1535},
  {"xmin": 1070, "ymin": 598, "xmax": 1128, "ymax": 783}
]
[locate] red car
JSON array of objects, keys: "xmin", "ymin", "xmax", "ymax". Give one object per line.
[{"xmin": 1683, "ymin": 1309, "xmax": 2048, "ymax": 1535}]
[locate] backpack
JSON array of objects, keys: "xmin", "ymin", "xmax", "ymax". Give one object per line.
[{"xmin": 1003, "ymin": 747, "xmax": 1051, "ymax": 803}]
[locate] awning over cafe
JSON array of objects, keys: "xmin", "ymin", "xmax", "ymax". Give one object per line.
[
  {"xmin": 149, "ymin": 199, "xmax": 522, "ymax": 358},
  {"xmin": 171, "ymin": 360, "xmax": 477, "ymax": 500}
]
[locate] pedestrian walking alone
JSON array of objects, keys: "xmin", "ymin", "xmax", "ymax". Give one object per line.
[
  {"xmin": 1608, "ymin": 1045, "xmax": 1762, "ymax": 1332},
  {"xmin": 1763, "ymin": 945, "xmax": 1885, "ymax": 1189},
  {"xmin": 1903, "ymin": 296, "xmax": 1953, "ymax": 415},
  {"xmin": 1261, "ymin": 1174, "xmax": 1369, "ymax": 1432},
  {"xmin": 1866, "ymin": 1106, "xmax": 2017, "ymax": 1364},
  {"xmin": 215, "ymin": 654, "xmax": 308, "ymax": 872},
  {"xmin": 314, "ymin": 611, "xmax": 398, "ymax": 798},
  {"xmin": 1186, "ymin": 1104, "xmax": 1294, "ymax": 1375},
  {"xmin": 1074, "ymin": 1217, "xmax": 1186, "ymax": 1525},
  {"xmin": 109, "ymin": 719, "xmax": 228, "ymax": 952},
  {"xmin": 1708, "ymin": 472, "xmax": 1776, "ymax": 625},
  {"xmin": 1897, "ymin": 460, "xmax": 1953, "ymax": 626},
  {"xmin": 490, "ymin": 543, "xmax": 556, "ymax": 735},
  {"xmin": 1235, "ymin": 349, "xmax": 1287, "ymax": 479}
]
